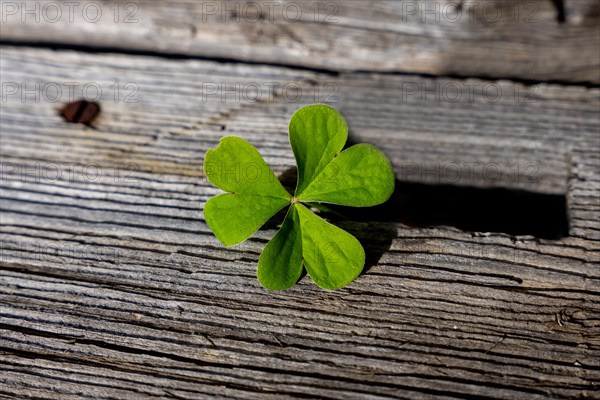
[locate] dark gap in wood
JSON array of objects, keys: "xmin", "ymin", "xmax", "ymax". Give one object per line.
[
  {"xmin": 1, "ymin": 40, "xmax": 599, "ymax": 88},
  {"xmin": 333, "ymin": 182, "xmax": 569, "ymax": 240},
  {"xmin": 275, "ymin": 162, "xmax": 568, "ymax": 241},
  {"xmin": 351, "ymin": 68, "xmax": 599, "ymax": 89},
  {"xmin": 0, "ymin": 39, "xmax": 340, "ymax": 78},
  {"xmin": 551, "ymin": 0, "xmax": 567, "ymax": 23}
]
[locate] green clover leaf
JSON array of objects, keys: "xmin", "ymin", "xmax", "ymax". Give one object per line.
[{"xmin": 204, "ymin": 104, "xmax": 395, "ymax": 290}]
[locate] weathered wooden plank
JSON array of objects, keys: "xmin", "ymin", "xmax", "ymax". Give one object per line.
[
  {"xmin": 2, "ymin": 47, "xmax": 598, "ymax": 193},
  {"xmin": 1, "ymin": 0, "xmax": 599, "ymax": 83},
  {"xmin": 1, "ymin": 47, "xmax": 599, "ymax": 398}
]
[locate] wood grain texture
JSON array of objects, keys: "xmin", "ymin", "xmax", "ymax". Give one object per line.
[
  {"xmin": 1, "ymin": 47, "xmax": 599, "ymax": 399},
  {"xmin": 1, "ymin": 0, "xmax": 599, "ymax": 83}
]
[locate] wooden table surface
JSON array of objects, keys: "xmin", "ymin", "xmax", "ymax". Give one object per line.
[{"xmin": 1, "ymin": 1, "xmax": 599, "ymax": 399}]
